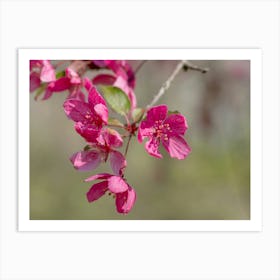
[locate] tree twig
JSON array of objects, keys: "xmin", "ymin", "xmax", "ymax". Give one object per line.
[
  {"xmin": 147, "ymin": 60, "xmax": 209, "ymax": 109},
  {"xmin": 134, "ymin": 60, "xmax": 147, "ymax": 74},
  {"xmin": 183, "ymin": 60, "xmax": 209, "ymax": 74},
  {"xmin": 124, "ymin": 134, "xmax": 132, "ymax": 157}
]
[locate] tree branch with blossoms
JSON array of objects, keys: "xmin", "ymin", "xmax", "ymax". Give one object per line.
[{"xmin": 30, "ymin": 59, "xmax": 208, "ymax": 214}]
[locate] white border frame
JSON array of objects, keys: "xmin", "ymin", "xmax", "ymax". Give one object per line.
[{"xmin": 18, "ymin": 49, "xmax": 261, "ymax": 232}]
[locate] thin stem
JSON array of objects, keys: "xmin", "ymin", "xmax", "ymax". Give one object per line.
[
  {"xmin": 124, "ymin": 134, "xmax": 132, "ymax": 157},
  {"xmin": 147, "ymin": 60, "xmax": 185, "ymax": 108},
  {"xmin": 147, "ymin": 60, "xmax": 209, "ymax": 109},
  {"xmin": 183, "ymin": 60, "xmax": 209, "ymax": 74},
  {"xmin": 134, "ymin": 60, "xmax": 147, "ymax": 74}
]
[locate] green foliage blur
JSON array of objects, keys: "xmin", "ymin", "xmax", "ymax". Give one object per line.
[{"xmin": 30, "ymin": 60, "xmax": 250, "ymax": 220}]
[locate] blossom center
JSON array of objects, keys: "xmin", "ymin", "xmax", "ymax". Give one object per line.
[{"xmin": 153, "ymin": 120, "xmax": 172, "ymax": 141}]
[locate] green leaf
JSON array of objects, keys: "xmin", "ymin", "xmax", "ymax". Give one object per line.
[
  {"xmin": 132, "ymin": 107, "xmax": 145, "ymax": 123},
  {"xmin": 108, "ymin": 118, "xmax": 124, "ymax": 128},
  {"xmin": 100, "ymin": 86, "xmax": 131, "ymax": 116},
  {"xmin": 56, "ymin": 71, "xmax": 65, "ymax": 79}
]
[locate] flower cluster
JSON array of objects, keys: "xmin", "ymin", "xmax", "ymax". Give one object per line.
[{"xmin": 30, "ymin": 60, "xmax": 192, "ymax": 214}]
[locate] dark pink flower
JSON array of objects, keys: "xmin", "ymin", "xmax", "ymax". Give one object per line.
[
  {"xmin": 30, "ymin": 60, "xmax": 56, "ymax": 93},
  {"xmin": 70, "ymin": 128, "xmax": 126, "ymax": 175},
  {"xmin": 42, "ymin": 67, "xmax": 85, "ymax": 101},
  {"xmin": 138, "ymin": 105, "xmax": 191, "ymax": 159},
  {"xmin": 30, "ymin": 60, "xmax": 56, "ymax": 83},
  {"xmin": 85, "ymin": 173, "xmax": 136, "ymax": 214},
  {"xmin": 63, "ymin": 84, "xmax": 108, "ymax": 128}
]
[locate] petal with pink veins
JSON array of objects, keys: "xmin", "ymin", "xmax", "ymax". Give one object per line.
[
  {"xmin": 106, "ymin": 129, "xmax": 123, "ymax": 148},
  {"xmin": 115, "ymin": 186, "xmax": 136, "ymax": 214},
  {"xmin": 88, "ymin": 86, "xmax": 106, "ymax": 107},
  {"xmin": 70, "ymin": 151, "xmax": 102, "ymax": 171},
  {"xmin": 87, "ymin": 181, "xmax": 108, "ymax": 202},
  {"xmin": 63, "ymin": 99, "xmax": 93, "ymax": 124},
  {"xmin": 107, "ymin": 176, "xmax": 128, "ymax": 193},
  {"xmin": 162, "ymin": 135, "xmax": 191, "ymax": 160},
  {"xmin": 146, "ymin": 105, "xmax": 168, "ymax": 123},
  {"xmin": 109, "ymin": 151, "xmax": 127, "ymax": 176},
  {"xmin": 93, "ymin": 104, "xmax": 108, "ymax": 124},
  {"xmin": 145, "ymin": 137, "xmax": 162, "ymax": 159},
  {"xmin": 164, "ymin": 114, "xmax": 188, "ymax": 136},
  {"xmin": 74, "ymin": 123, "xmax": 100, "ymax": 143}
]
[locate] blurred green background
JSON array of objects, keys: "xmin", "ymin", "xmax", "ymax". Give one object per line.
[{"xmin": 30, "ymin": 60, "xmax": 250, "ymax": 220}]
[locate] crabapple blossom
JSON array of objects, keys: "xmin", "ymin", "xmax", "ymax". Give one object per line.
[
  {"xmin": 70, "ymin": 128, "xmax": 126, "ymax": 176},
  {"xmin": 85, "ymin": 173, "xmax": 136, "ymax": 214},
  {"xmin": 138, "ymin": 105, "xmax": 191, "ymax": 159},
  {"xmin": 63, "ymin": 84, "xmax": 108, "ymax": 127}
]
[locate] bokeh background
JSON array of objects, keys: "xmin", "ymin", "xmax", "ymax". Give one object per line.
[{"xmin": 30, "ymin": 60, "xmax": 250, "ymax": 220}]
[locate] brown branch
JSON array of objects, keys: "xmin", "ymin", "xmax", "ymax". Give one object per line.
[
  {"xmin": 124, "ymin": 134, "xmax": 132, "ymax": 157},
  {"xmin": 134, "ymin": 60, "xmax": 147, "ymax": 74},
  {"xmin": 183, "ymin": 60, "xmax": 209, "ymax": 74},
  {"xmin": 147, "ymin": 60, "xmax": 209, "ymax": 109}
]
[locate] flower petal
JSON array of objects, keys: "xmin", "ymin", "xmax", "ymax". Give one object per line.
[
  {"xmin": 42, "ymin": 85, "xmax": 54, "ymax": 100},
  {"xmin": 66, "ymin": 68, "xmax": 81, "ymax": 84},
  {"xmin": 68, "ymin": 89, "xmax": 85, "ymax": 101},
  {"xmin": 85, "ymin": 173, "xmax": 112, "ymax": 182},
  {"xmin": 92, "ymin": 74, "xmax": 116, "ymax": 85},
  {"xmin": 164, "ymin": 114, "xmax": 188, "ymax": 136},
  {"xmin": 106, "ymin": 128, "xmax": 123, "ymax": 148},
  {"xmin": 30, "ymin": 72, "xmax": 41, "ymax": 92},
  {"xmin": 109, "ymin": 150, "xmax": 127, "ymax": 176},
  {"xmin": 146, "ymin": 105, "xmax": 168, "ymax": 122},
  {"xmin": 74, "ymin": 123, "xmax": 100, "ymax": 143},
  {"xmin": 115, "ymin": 186, "xmax": 137, "ymax": 214},
  {"xmin": 94, "ymin": 104, "xmax": 108, "ymax": 124},
  {"xmin": 84, "ymin": 77, "xmax": 93, "ymax": 91},
  {"xmin": 145, "ymin": 137, "xmax": 162, "ymax": 159},
  {"xmin": 63, "ymin": 99, "xmax": 94, "ymax": 124},
  {"xmin": 137, "ymin": 120, "xmax": 154, "ymax": 143},
  {"xmin": 88, "ymin": 85, "xmax": 106, "ymax": 107},
  {"xmin": 87, "ymin": 181, "xmax": 108, "ymax": 202},
  {"xmin": 107, "ymin": 176, "xmax": 128, "ymax": 193},
  {"xmin": 70, "ymin": 150, "xmax": 102, "ymax": 171},
  {"xmin": 162, "ymin": 135, "xmax": 191, "ymax": 160},
  {"xmin": 51, "ymin": 77, "xmax": 71, "ymax": 92},
  {"xmin": 40, "ymin": 60, "xmax": 56, "ymax": 82}
]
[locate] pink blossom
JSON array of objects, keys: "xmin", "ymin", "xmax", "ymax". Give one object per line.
[
  {"xmin": 138, "ymin": 105, "xmax": 191, "ymax": 159},
  {"xmin": 29, "ymin": 60, "xmax": 56, "ymax": 93},
  {"xmin": 85, "ymin": 173, "xmax": 136, "ymax": 214},
  {"xmin": 30, "ymin": 60, "xmax": 56, "ymax": 83},
  {"xmin": 42, "ymin": 67, "xmax": 85, "ymax": 101},
  {"xmin": 63, "ymin": 84, "xmax": 108, "ymax": 128},
  {"xmin": 70, "ymin": 128, "xmax": 126, "ymax": 176}
]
